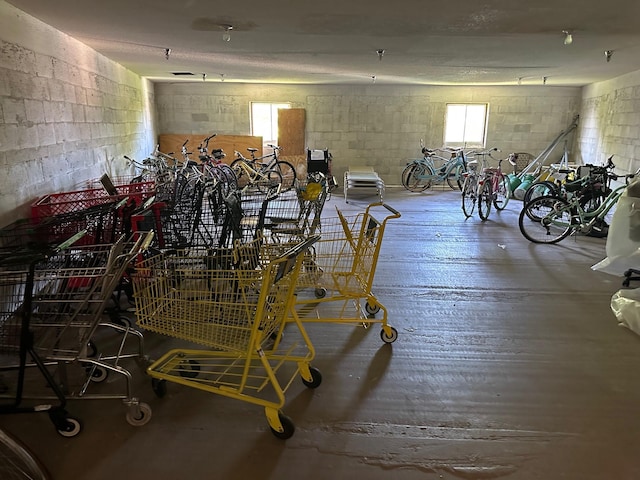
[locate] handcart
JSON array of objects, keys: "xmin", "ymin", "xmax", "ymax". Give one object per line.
[
  {"xmin": 0, "ymin": 233, "xmax": 154, "ymax": 436},
  {"xmin": 289, "ymin": 202, "xmax": 401, "ymax": 343},
  {"xmin": 132, "ymin": 235, "xmax": 322, "ymax": 439}
]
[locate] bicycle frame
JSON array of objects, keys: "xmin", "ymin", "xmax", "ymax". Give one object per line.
[
  {"xmin": 538, "ymin": 183, "xmax": 626, "ymax": 233},
  {"xmin": 413, "ymin": 152, "xmax": 466, "ymax": 183},
  {"xmin": 249, "ymin": 144, "xmax": 281, "ymax": 170}
]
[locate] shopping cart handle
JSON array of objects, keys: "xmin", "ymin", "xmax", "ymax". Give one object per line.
[
  {"xmin": 281, "ymin": 235, "xmax": 321, "ymax": 259},
  {"xmin": 381, "ymin": 203, "xmax": 401, "ymax": 217}
]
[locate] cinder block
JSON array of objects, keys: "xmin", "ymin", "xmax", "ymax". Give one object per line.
[{"xmin": 1, "ymin": 98, "xmax": 25, "ymax": 124}]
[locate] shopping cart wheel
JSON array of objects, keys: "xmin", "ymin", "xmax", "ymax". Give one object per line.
[
  {"xmin": 89, "ymin": 366, "xmax": 108, "ymax": 383},
  {"xmin": 125, "ymin": 402, "xmax": 152, "ymax": 427},
  {"xmin": 179, "ymin": 360, "xmax": 200, "ymax": 378},
  {"xmin": 365, "ymin": 302, "xmax": 381, "ymax": 315},
  {"xmin": 113, "ymin": 315, "xmax": 133, "ymax": 329},
  {"xmin": 86, "ymin": 341, "xmax": 98, "ymax": 358},
  {"xmin": 314, "ymin": 287, "xmax": 327, "ymax": 298},
  {"xmin": 151, "ymin": 379, "xmax": 167, "ymax": 398},
  {"xmin": 380, "ymin": 326, "xmax": 398, "ymax": 344},
  {"xmin": 301, "ymin": 366, "xmax": 322, "ymax": 389},
  {"xmin": 269, "ymin": 413, "xmax": 295, "ymax": 440},
  {"xmin": 55, "ymin": 417, "xmax": 82, "ymax": 438}
]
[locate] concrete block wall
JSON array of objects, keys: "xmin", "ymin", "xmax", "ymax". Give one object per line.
[
  {"xmin": 576, "ymin": 70, "xmax": 640, "ymax": 174},
  {"xmin": 0, "ymin": 1, "xmax": 156, "ymax": 226},
  {"xmin": 156, "ymin": 83, "xmax": 581, "ymax": 186}
]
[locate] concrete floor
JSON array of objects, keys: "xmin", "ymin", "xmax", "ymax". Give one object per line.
[{"xmin": 2, "ymin": 186, "xmax": 640, "ymax": 480}]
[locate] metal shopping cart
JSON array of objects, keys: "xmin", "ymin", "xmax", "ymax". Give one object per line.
[
  {"xmin": 288, "ymin": 202, "xmax": 401, "ymax": 344},
  {"xmin": 132, "ymin": 235, "xmax": 321, "ymax": 439},
  {"xmin": 0, "ymin": 233, "xmax": 154, "ymax": 436},
  {"xmin": 264, "ymin": 176, "xmax": 329, "ymax": 242}
]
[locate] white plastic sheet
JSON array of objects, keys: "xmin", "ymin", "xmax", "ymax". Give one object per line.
[
  {"xmin": 611, "ymin": 287, "xmax": 640, "ymax": 336},
  {"xmin": 592, "ymin": 179, "xmax": 640, "ymax": 275}
]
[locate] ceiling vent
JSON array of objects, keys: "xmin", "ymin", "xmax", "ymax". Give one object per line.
[{"xmin": 171, "ymin": 72, "xmax": 195, "ymax": 76}]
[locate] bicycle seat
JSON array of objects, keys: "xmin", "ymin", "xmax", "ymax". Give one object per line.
[
  {"xmin": 421, "ymin": 148, "xmax": 437, "ymax": 155},
  {"xmin": 247, "ymin": 148, "xmax": 258, "ymax": 153}
]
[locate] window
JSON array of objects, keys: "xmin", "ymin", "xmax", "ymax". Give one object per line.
[
  {"xmin": 444, "ymin": 103, "xmax": 488, "ymax": 148},
  {"xmin": 250, "ymin": 102, "xmax": 291, "ymax": 148}
]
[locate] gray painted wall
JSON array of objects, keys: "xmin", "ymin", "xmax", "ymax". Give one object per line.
[
  {"xmin": 155, "ymin": 83, "xmax": 582, "ymax": 185},
  {"xmin": 576, "ymin": 70, "xmax": 640, "ymax": 175},
  {"xmin": 0, "ymin": 1, "xmax": 156, "ymax": 226}
]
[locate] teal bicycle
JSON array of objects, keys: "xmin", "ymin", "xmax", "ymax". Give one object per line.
[
  {"xmin": 402, "ymin": 143, "xmax": 470, "ymax": 192},
  {"xmin": 519, "ymin": 168, "xmax": 639, "ymax": 244}
]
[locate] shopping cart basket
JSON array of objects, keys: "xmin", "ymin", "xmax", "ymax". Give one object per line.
[
  {"xmin": 288, "ymin": 202, "xmax": 401, "ymax": 343},
  {"xmin": 2, "ymin": 199, "xmax": 131, "ymax": 250},
  {"xmin": 132, "ymin": 235, "xmax": 321, "ymax": 439},
  {"xmin": 264, "ymin": 176, "xmax": 329, "ymax": 242},
  {"xmin": 0, "ymin": 233, "xmax": 154, "ymax": 436}
]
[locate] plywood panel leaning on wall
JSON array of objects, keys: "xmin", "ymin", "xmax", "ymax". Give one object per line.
[
  {"xmin": 278, "ymin": 108, "xmax": 306, "ymax": 177},
  {"xmin": 158, "ymin": 134, "xmax": 263, "ymax": 163}
]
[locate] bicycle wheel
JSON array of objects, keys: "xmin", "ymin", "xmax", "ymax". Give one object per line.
[
  {"xmin": 276, "ymin": 161, "xmax": 296, "ymax": 192},
  {"xmin": 230, "ymin": 159, "xmax": 250, "ymax": 189},
  {"xmin": 446, "ymin": 164, "xmax": 466, "ymax": 190},
  {"xmin": 218, "ymin": 164, "xmax": 238, "ymax": 191},
  {"xmin": 461, "ymin": 174, "xmax": 477, "ymax": 218},
  {"xmin": 493, "ymin": 173, "xmax": 511, "ymax": 210},
  {"xmin": 518, "ymin": 196, "xmax": 573, "ymax": 244},
  {"xmin": 477, "ymin": 179, "xmax": 493, "ymax": 221},
  {"xmin": 523, "ymin": 180, "xmax": 558, "ymax": 205},
  {"xmin": 402, "ymin": 163, "xmax": 432, "ymax": 192},
  {"xmin": 0, "ymin": 428, "xmax": 50, "ymax": 480},
  {"xmin": 257, "ymin": 169, "xmax": 283, "ymax": 193}
]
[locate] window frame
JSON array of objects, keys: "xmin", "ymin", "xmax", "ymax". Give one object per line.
[
  {"xmin": 250, "ymin": 102, "xmax": 291, "ymax": 149},
  {"xmin": 443, "ymin": 103, "xmax": 489, "ymax": 149}
]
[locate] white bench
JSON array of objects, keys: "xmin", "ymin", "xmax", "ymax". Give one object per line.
[{"xmin": 344, "ymin": 167, "xmax": 384, "ymax": 203}]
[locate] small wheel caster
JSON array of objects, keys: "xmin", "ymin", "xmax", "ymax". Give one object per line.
[
  {"xmin": 115, "ymin": 316, "xmax": 133, "ymax": 329},
  {"xmin": 152, "ymin": 378, "xmax": 167, "ymax": 398},
  {"xmin": 89, "ymin": 365, "xmax": 109, "ymax": 383},
  {"xmin": 301, "ymin": 366, "xmax": 322, "ymax": 389},
  {"xmin": 314, "ymin": 288, "xmax": 327, "ymax": 298},
  {"xmin": 57, "ymin": 417, "xmax": 82, "ymax": 438},
  {"xmin": 365, "ymin": 302, "xmax": 381, "ymax": 315},
  {"xmin": 380, "ymin": 326, "xmax": 398, "ymax": 343},
  {"xmin": 270, "ymin": 412, "xmax": 295, "ymax": 440},
  {"xmin": 126, "ymin": 402, "xmax": 152, "ymax": 426},
  {"xmin": 86, "ymin": 341, "xmax": 98, "ymax": 358}
]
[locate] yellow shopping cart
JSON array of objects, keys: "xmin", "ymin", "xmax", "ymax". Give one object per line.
[
  {"xmin": 289, "ymin": 202, "xmax": 401, "ymax": 343},
  {"xmin": 132, "ymin": 235, "xmax": 320, "ymax": 439}
]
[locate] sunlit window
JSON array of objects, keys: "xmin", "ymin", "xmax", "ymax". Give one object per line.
[
  {"xmin": 444, "ymin": 104, "xmax": 488, "ymax": 148},
  {"xmin": 251, "ymin": 102, "xmax": 290, "ymax": 148}
]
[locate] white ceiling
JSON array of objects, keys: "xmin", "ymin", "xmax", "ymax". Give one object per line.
[{"xmin": 6, "ymin": 0, "xmax": 640, "ymax": 86}]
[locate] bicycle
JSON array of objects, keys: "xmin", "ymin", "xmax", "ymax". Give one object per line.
[
  {"xmin": 232, "ymin": 144, "xmax": 297, "ymax": 192},
  {"xmin": 521, "ymin": 157, "xmax": 617, "ymax": 224},
  {"xmin": 518, "ymin": 168, "xmax": 640, "ymax": 244},
  {"xmin": 402, "ymin": 142, "xmax": 469, "ymax": 192},
  {"xmin": 231, "ymin": 150, "xmax": 284, "ymax": 194},
  {"xmin": 522, "ymin": 156, "xmax": 615, "ymax": 210},
  {"xmin": 461, "ymin": 148, "xmax": 510, "ymax": 220},
  {"xmin": 0, "ymin": 428, "xmax": 50, "ymax": 480}
]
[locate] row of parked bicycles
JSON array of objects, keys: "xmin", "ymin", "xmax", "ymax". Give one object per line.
[
  {"xmin": 127, "ymin": 134, "xmax": 297, "ymax": 197},
  {"xmin": 401, "ymin": 142, "xmax": 512, "ymax": 221},
  {"xmin": 402, "ymin": 141, "xmax": 639, "ymax": 245}
]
